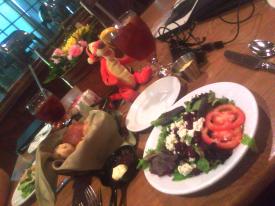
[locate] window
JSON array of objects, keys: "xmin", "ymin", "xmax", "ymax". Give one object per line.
[{"xmin": 0, "ymin": 0, "xmax": 79, "ymax": 102}]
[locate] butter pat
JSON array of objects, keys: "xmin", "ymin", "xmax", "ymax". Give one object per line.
[{"xmin": 112, "ymin": 164, "xmax": 128, "ymax": 181}]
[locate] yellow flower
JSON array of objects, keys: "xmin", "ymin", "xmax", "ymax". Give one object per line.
[{"xmin": 61, "ymin": 24, "xmax": 91, "ymax": 53}]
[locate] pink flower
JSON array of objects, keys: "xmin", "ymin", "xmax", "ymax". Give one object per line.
[
  {"xmin": 52, "ymin": 48, "xmax": 65, "ymax": 57},
  {"xmin": 78, "ymin": 40, "xmax": 87, "ymax": 47},
  {"xmin": 51, "ymin": 57, "xmax": 61, "ymax": 64},
  {"xmin": 67, "ymin": 44, "xmax": 83, "ymax": 60}
]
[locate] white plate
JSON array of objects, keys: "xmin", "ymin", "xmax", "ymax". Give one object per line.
[
  {"xmin": 144, "ymin": 82, "xmax": 258, "ymax": 195},
  {"xmin": 11, "ymin": 182, "xmax": 35, "ymax": 206},
  {"xmin": 27, "ymin": 124, "xmax": 52, "ymax": 154},
  {"xmin": 11, "ymin": 167, "xmax": 35, "ymax": 206},
  {"xmin": 126, "ymin": 76, "xmax": 181, "ymax": 132}
]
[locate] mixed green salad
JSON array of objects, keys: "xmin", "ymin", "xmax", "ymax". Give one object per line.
[
  {"xmin": 18, "ymin": 165, "xmax": 35, "ymax": 198},
  {"xmin": 138, "ymin": 91, "xmax": 256, "ymax": 181}
]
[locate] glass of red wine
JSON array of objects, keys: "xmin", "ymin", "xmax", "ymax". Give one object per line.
[
  {"xmin": 26, "ymin": 89, "xmax": 70, "ymax": 129},
  {"xmin": 109, "ymin": 10, "xmax": 169, "ymax": 76}
]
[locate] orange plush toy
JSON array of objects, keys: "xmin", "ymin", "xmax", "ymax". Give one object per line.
[{"xmin": 86, "ymin": 40, "xmax": 152, "ymax": 102}]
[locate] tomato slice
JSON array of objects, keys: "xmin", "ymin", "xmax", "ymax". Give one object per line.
[
  {"xmin": 205, "ymin": 104, "xmax": 245, "ymax": 131},
  {"xmin": 201, "ymin": 127, "xmax": 242, "ymax": 149}
]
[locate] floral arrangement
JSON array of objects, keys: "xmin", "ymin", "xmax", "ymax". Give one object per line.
[{"xmin": 44, "ymin": 23, "xmax": 100, "ymax": 83}]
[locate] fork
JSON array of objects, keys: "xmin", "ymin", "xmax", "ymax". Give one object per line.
[
  {"xmin": 83, "ymin": 185, "xmax": 100, "ymax": 206},
  {"xmin": 98, "ymin": 187, "xmax": 103, "ymax": 206}
]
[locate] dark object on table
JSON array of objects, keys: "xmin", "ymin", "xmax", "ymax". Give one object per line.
[
  {"xmin": 158, "ymin": 0, "xmax": 252, "ymax": 39},
  {"xmin": 99, "ymin": 145, "xmax": 138, "ymax": 206},
  {"xmin": 16, "ymin": 119, "xmax": 45, "ymax": 154},
  {"xmin": 169, "ymin": 39, "xmax": 208, "ymax": 65},
  {"xmin": 165, "ymin": 0, "xmax": 198, "ymax": 26},
  {"xmin": 224, "ymin": 50, "xmax": 275, "ymax": 72},
  {"xmin": 100, "ymin": 145, "xmax": 138, "ymax": 188}
]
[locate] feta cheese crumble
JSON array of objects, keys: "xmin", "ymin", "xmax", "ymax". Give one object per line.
[
  {"xmin": 193, "ymin": 117, "xmax": 205, "ymax": 131},
  {"xmin": 165, "ymin": 133, "xmax": 178, "ymax": 151},
  {"xmin": 165, "ymin": 116, "xmax": 205, "ymax": 151},
  {"xmin": 178, "ymin": 162, "xmax": 196, "ymax": 176}
]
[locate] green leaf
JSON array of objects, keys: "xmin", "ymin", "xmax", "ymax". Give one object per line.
[
  {"xmin": 193, "ymin": 145, "xmax": 204, "ymax": 158},
  {"xmin": 172, "ymin": 116, "xmax": 181, "ymax": 122},
  {"xmin": 191, "ymin": 99, "xmax": 202, "ymax": 111},
  {"xmin": 151, "ymin": 119, "xmax": 162, "ymax": 127},
  {"xmin": 145, "ymin": 149, "xmax": 156, "ymax": 156},
  {"xmin": 137, "ymin": 159, "xmax": 150, "ymax": 170},
  {"xmin": 184, "ymin": 101, "xmax": 192, "ymax": 112},
  {"xmin": 156, "ymin": 126, "xmax": 169, "ymax": 151},
  {"xmin": 241, "ymin": 134, "xmax": 258, "ymax": 152},
  {"xmin": 207, "ymin": 90, "xmax": 216, "ymax": 103},
  {"xmin": 185, "ymin": 135, "xmax": 193, "ymax": 146},
  {"xmin": 20, "ymin": 181, "xmax": 35, "ymax": 198},
  {"xmin": 184, "ymin": 99, "xmax": 202, "ymax": 112},
  {"xmin": 172, "ymin": 170, "xmax": 190, "ymax": 181},
  {"xmin": 196, "ymin": 158, "xmax": 210, "ymax": 173},
  {"xmin": 211, "ymin": 97, "xmax": 232, "ymax": 107},
  {"xmin": 151, "ymin": 106, "xmax": 185, "ymax": 126},
  {"xmin": 209, "ymin": 160, "xmax": 222, "ymax": 170}
]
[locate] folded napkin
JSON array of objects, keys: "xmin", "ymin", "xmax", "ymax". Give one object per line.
[{"xmin": 35, "ymin": 110, "xmax": 123, "ymax": 206}]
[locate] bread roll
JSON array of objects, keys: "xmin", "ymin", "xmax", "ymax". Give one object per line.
[{"xmin": 54, "ymin": 143, "xmax": 75, "ymax": 159}]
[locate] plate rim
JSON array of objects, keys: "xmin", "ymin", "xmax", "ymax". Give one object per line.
[
  {"xmin": 143, "ymin": 81, "xmax": 259, "ymax": 195},
  {"xmin": 126, "ymin": 76, "xmax": 181, "ymax": 132}
]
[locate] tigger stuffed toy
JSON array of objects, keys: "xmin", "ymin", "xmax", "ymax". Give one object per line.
[{"xmin": 86, "ymin": 40, "xmax": 152, "ymax": 102}]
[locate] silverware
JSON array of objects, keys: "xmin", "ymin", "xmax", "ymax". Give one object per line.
[
  {"xmin": 224, "ymin": 50, "xmax": 275, "ymax": 72},
  {"xmin": 248, "ymin": 39, "xmax": 275, "ymax": 58},
  {"xmin": 98, "ymin": 187, "xmax": 103, "ymax": 206},
  {"xmin": 109, "ymin": 187, "xmax": 117, "ymax": 206},
  {"xmin": 73, "ymin": 185, "xmax": 99, "ymax": 206},
  {"xmin": 84, "ymin": 185, "xmax": 100, "ymax": 206},
  {"xmin": 56, "ymin": 177, "xmax": 73, "ymax": 194}
]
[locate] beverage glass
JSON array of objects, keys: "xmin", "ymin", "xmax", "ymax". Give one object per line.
[
  {"xmin": 111, "ymin": 10, "xmax": 156, "ymax": 61},
  {"xmin": 26, "ymin": 89, "xmax": 68, "ymax": 128},
  {"xmin": 172, "ymin": 52, "xmax": 201, "ymax": 82}
]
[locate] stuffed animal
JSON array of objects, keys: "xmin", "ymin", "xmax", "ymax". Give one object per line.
[{"xmin": 86, "ymin": 40, "xmax": 152, "ymax": 102}]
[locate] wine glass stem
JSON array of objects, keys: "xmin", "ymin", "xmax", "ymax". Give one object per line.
[{"xmin": 150, "ymin": 54, "xmax": 170, "ymax": 77}]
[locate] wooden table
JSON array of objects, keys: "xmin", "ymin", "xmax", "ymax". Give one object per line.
[{"xmin": 8, "ymin": 0, "xmax": 275, "ymax": 205}]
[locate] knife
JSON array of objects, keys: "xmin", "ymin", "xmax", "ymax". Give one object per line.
[{"xmin": 224, "ymin": 50, "xmax": 275, "ymax": 72}]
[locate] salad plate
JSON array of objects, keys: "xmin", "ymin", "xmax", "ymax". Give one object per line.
[
  {"xmin": 143, "ymin": 82, "xmax": 258, "ymax": 195},
  {"xmin": 11, "ymin": 165, "xmax": 36, "ymax": 206},
  {"xmin": 126, "ymin": 76, "xmax": 181, "ymax": 132}
]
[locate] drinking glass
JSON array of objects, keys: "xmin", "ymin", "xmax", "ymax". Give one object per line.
[
  {"xmin": 26, "ymin": 89, "xmax": 70, "ymax": 128},
  {"xmin": 111, "ymin": 10, "xmax": 156, "ymax": 61},
  {"xmin": 106, "ymin": 10, "xmax": 167, "ymax": 76}
]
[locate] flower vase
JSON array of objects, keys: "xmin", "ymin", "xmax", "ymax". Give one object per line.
[{"xmin": 59, "ymin": 54, "xmax": 116, "ymax": 98}]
